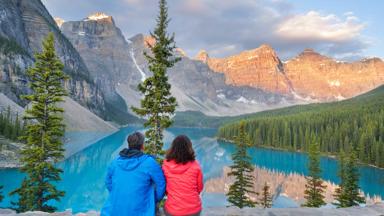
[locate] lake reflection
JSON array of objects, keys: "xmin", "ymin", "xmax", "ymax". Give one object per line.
[{"xmin": 0, "ymin": 127, "xmax": 383, "ymax": 213}]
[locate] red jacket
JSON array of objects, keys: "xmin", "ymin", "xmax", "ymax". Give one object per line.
[{"xmin": 162, "ymin": 160, "xmax": 203, "ymax": 216}]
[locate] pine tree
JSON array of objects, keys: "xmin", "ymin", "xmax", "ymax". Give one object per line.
[
  {"xmin": 131, "ymin": 0, "xmax": 179, "ymax": 161},
  {"xmin": 303, "ymin": 141, "xmax": 326, "ymax": 207},
  {"xmin": 11, "ymin": 113, "xmax": 20, "ymax": 140},
  {"xmin": 0, "ymin": 185, "xmax": 3, "ymax": 203},
  {"xmin": 334, "ymin": 151, "xmax": 347, "ymax": 206},
  {"xmin": 11, "ymin": 179, "xmax": 33, "ymax": 212},
  {"xmin": 260, "ymin": 182, "xmax": 273, "ymax": 208},
  {"xmin": 226, "ymin": 121, "xmax": 257, "ymax": 208},
  {"xmin": 343, "ymin": 151, "xmax": 365, "ymax": 206},
  {"xmin": 334, "ymin": 151, "xmax": 365, "ymax": 207},
  {"xmin": 0, "ymin": 111, "xmax": 4, "ymax": 133},
  {"xmin": 10, "ymin": 32, "xmax": 68, "ymax": 212},
  {"xmin": 3, "ymin": 106, "xmax": 12, "ymax": 138}
]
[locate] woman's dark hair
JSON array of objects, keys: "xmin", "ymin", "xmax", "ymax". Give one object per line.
[{"xmin": 166, "ymin": 135, "xmax": 195, "ymax": 164}]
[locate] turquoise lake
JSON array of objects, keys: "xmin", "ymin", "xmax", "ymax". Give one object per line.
[{"xmin": 1, "ymin": 127, "xmax": 384, "ymax": 213}]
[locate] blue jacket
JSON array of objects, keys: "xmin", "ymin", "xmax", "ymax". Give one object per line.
[{"xmin": 101, "ymin": 149, "xmax": 166, "ymax": 216}]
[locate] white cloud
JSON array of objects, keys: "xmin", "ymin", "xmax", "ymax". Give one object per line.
[{"xmin": 276, "ymin": 11, "xmax": 365, "ymax": 42}]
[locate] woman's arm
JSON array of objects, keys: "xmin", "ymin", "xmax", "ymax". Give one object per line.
[{"xmin": 197, "ymin": 166, "xmax": 204, "ymax": 193}]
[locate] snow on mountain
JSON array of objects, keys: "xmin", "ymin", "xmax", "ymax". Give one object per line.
[
  {"xmin": 54, "ymin": 17, "xmax": 65, "ymax": 27},
  {"xmin": 129, "ymin": 45, "xmax": 146, "ymax": 82},
  {"xmin": 84, "ymin": 12, "xmax": 110, "ymax": 21}
]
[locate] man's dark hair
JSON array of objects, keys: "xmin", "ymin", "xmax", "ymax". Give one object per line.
[
  {"xmin": 127, "ymin": 132, "xmax": 145, "ymax": 150},
  {"xmin": 166, "ymin": 135, "xmax": 195, "ymax": 164}
]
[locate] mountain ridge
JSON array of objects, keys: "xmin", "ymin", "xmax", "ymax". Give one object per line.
[
  {"xmin": 58, "ymin": 14, "xmax": 294, "ymax": 118},
  {"xmin": 1, "ymin": 2, "xmax": 383, "ymax": 126},
  {"xmin": 198, "ymin": 45, "xmax": 384, "ymax": 101}
]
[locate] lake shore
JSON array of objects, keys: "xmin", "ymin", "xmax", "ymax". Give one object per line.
[
  {"xmin": 217, "ymin": 138, "xmax": 384, "ymax": 170},
  {"xmin": 1, "ymin": 203, "xmax": 384, "ymax": 216},
  {"xmin": 0, "ymin": 130, "xmax": 118, "ymax": 169}
]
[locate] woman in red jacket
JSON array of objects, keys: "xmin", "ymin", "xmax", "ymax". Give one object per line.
[{"xmin": 162, "ymin": 135, "xmax": 204, "ymax": 216}]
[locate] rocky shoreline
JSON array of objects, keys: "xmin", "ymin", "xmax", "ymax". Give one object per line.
[
  {"xmin": 1, "ymin": 203, "xmax": 384, "ymax": 216},
  {"xmin": 0, "ymin": 130, "xmax": 117, "ymax": 169},
  {"xmin": 0, "ymin": 138, "xmax": 22, "ymax": 168}
]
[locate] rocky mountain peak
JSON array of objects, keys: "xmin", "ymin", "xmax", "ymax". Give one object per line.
[
  {"xmin": 360, "ymin": 57, "xmax": 383, "ymax": 63},
  {"xmin": 296, "ymin": 48, "xmax": 330, "ymax": 61},
  {"xmin": 54, "ymin": 17, "xmax": 65, "ymax": 28},
  {"xmin": 130, "ymin": 34, "xmax": 155, "ymax": 46},
  {"xmin": 195, "ymin": 50, "xmax": 209, "ymax": 63},
  {"xmin": 175, "ymin": 48, "xmax": 187, "ymax": 57},
  {"xmin": 144, "ymin": 35, "xmax": 156, "ymax": 47},
  {"xmin": 84, "ymin": 12, "xmax": 113, "ymax": 23},
  {"xmin": 303, "ymin": 48, "xmax": 315, "ymax": 53},
  {"xmin": 61, "ymin": 12, "xmax": 122, "ymax": 38},
  {"xmin": 233, "ymin": 44, "xmax": 279, "ymax": 61},
  {"xmin": 257, "ymin": 44, "xmax": 275, "ymax": 52},
  {"xmin": 203, "ymin": 44, "xmax": 290, "ymax": 94}
]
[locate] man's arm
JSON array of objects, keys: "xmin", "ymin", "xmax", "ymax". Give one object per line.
[
  {"xmin": 105, "ymin": 162, "xmax": 115, "ymax": 192},
  {"xmin": 148, "ymin": 158, "xmax": 166, "ymax": 202}
]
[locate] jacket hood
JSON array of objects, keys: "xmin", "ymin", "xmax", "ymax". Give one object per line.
[
  {"xmin": 163, "ymin": 160, "xmax": 194, "ymax": 174},
  {"xmin": 119, "ymin": 148, "xmax": 143, "ymax": 158},
  {"xmin": 117, "ymin": 148, "xmax": 147, "ymax": 171}
]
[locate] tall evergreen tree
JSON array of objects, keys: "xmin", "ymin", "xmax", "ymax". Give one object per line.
[
  {"xmin": 0, "ymin": 185, "xmax": 3, "ymax": 203},
  {"xmin": 303, "ymin": 141, "xmax": 326, "ymax": 207},
  {"xmin": 0, "ymin": 107, "xmax": 24, "ymax": 141},
  {"xmin": 11, "ymin": 113, "xmax": 21, "ymax": 140},
  {"xmin": 226, "ymin": 121, "xmax": 257, "ymax": 208},
  {"xmin": 131, "ymin": 0, "xmax": 180, "ymax": 161},
  {"xmin": 260, "ymin": 182, "xmax": 273, "ymax": 208},
  {"xmin": 334, "ymin": 151, "xmax": 365, "ymax": 207},
  {"xmin": 10, "ymin": 32, "xmax": 68, "ymax": 212},
  {"xmin": 3, "ymin": 106, "xmax": 12, "ymax": 138},
  {"xmin": 334, "ymin": 151, "xmax": 347, "ymax": 206},
  {"xmin": 11, "ymin": 179, "xmax": 33, "ymax": 212}
]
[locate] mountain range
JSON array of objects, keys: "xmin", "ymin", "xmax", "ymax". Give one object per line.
[
  {"xmin": 1, "ymin": 0, "xmax": 383, "ymax": 126},
  {"xmin": 197, "ymin": 45, "xmax": 384, "ymax": 101}
]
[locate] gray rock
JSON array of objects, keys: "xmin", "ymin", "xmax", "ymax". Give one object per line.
[
  {"xmin": 202, "ymin": 203, "xmax": 384, "ymax": 215},
  {"xmin": 0, "ymin": 0, "xmax": 106, "ymax": 117},
  {"xmin": 61, "ymin": 14, "xmax": 297, "ymax": 118},
  {"xmin": 60, "ymin": 13, "xmax": 141, "ymax": 123},
  {"xmin": 0, "ymin": 209, "xmax": 16, "ymax": 215},
  {"xmin": 127, "ymin": 34, "xmax": 295, "ymax": 116}
]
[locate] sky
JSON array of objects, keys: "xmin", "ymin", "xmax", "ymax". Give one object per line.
[{"xmin": 41, "ymin": 0, "xmax": 384, "ymax": 61}]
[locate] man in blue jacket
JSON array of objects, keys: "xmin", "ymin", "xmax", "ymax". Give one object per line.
[{"xmin": 101, "ymin": 132, "xmax": 166, "ymax": 216}]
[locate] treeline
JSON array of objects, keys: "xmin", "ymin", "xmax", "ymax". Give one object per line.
[
  {"xmin": 0, "ymin": 106, "xmax": 25, "ymax": 141},
  {"xmin": 0, "ymin": 36, "xmax": 28, "ymax": 56},
  {"xmin": 218, "ymin": 86, "xmax": 384, "ymax": 168}
]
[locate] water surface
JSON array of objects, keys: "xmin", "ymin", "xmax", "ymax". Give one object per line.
[{"xmin": 1, "ymin": 127, "xmax": 383, "ymax": 212}]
